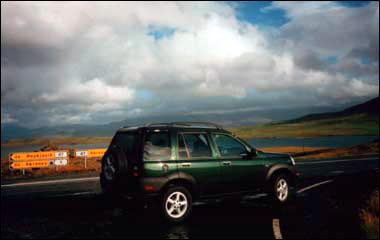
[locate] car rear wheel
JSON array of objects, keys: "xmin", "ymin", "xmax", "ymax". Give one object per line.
[{"xmin": 162, "ymin": 186, "xmax": 192, "ymax": 223}]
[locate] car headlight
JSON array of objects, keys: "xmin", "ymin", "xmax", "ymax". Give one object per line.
[{"xmin": 290, "ymin": 156, "xmax": 296, "ymax": 166}]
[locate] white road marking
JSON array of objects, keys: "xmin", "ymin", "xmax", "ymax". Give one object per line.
[
  {"xmin": 297, "ymin": 179, "xmax": 334, "ymax": 194},
  {"xmin": 297, "ymin": 157, "xmax": 379, "ymax": 165},
  {"xmin": 330, "ymin": 170, "xmax": 345, "ymax": 174},
  {"xmin": 272, "ymin": 218, "xmax": 283, "ymax": 239},
  {"xmin": 1, "ymin": 177, "xmax": 99, "ymax": 188},
  {"xmin": 243, "ymin": 193, "xmax": 268, "ymax": 200}
]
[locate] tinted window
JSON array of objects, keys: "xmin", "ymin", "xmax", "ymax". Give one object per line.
[
  {"xmin": 112, "ymin": 132, "xmax": 137, "ymax": 153},
  {"xmin": 144, "ymin": 131, "xmax": 171, "ymax": 161},
  {"xmin": 179, "ymin": 133, "xmax": 212, "ymax": 158},
  {"xmin": 212, "ymin": 134, "xmax": 247, "ymax": 157},
  {"xmin": 178, "ymin": 134, "xmax": 189, "ymax": 159}
]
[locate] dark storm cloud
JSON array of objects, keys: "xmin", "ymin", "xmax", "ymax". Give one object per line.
[{"xmin": 1, "ymin": 45, "xmax": 67, "ymax": 68}]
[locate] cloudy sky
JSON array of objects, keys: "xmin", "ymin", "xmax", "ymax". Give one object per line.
[{"xmin": 1, "ymin": 1, "xmax": 379, "ymax": 127}]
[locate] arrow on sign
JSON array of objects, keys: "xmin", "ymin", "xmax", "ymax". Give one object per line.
[
  {"xmin": 10, "ymin": 152, "xmax": 55, "ymax": 161},
  {"xmin": 11, "ymin": 160, "xmax": 50, "ymax": 169}
]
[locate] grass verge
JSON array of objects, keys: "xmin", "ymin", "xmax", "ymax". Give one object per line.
[{"xmin": 360, "ymin": 190, "xmax": 379, "ymax": 239}]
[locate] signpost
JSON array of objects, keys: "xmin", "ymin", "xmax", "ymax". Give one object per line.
[
  {"xmin": 9, "ymin": 148, "xmax": 105, "ymax": 173},
  {"xmin": 54, "ymin": 159, "xmax": 68, "ymax": 166},
  {"xmin": 75, "ymin": 149, "xmax": 106, "ymax": 168},
  {"xmin": 9, "ymin": 151, "xmax": 68, "ymax": 174},
  {"xmin": 11, "ymin": 160, "xmax": 51, "ymax": 169},
  {"xmin": 87, "ymin": 149, "xmax": 106, "ymax": 158}
]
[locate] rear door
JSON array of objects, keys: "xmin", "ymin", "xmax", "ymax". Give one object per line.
[
  {"xmin": 142, "ymin": 129, "xmax": 178, "ymax": 179},
  {"xmin": 176, "ymin": 131, "xmax": 221, "ymax": 196}
]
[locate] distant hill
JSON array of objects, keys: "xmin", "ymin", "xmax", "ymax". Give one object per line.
[
  {"xmin": 231, "ymin": 97, "xmax": 379, "ymax": 139},
  {"xmin": 289, "ymin": 97, "xmax": 379, "ymax": 123},
  {"xmin": 1, "ymin": 105, "xmax": 342, "ymax": 141},
  {"xmin": 2, "ymin": 98, "xmax": 378, "ymax": 141}
]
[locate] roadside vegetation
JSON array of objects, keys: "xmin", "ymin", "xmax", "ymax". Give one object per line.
[{"xmin": 360, "ymin": 190, "xmax": 379, "ymax": 239}]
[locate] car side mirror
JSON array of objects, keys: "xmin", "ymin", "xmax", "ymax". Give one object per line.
[{"xmin": 240, "ymin": 150, "xmax": 255, "ymax": 159}]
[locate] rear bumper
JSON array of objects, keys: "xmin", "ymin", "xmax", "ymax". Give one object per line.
[{"xmin": 115, "ymin": 175, "xmax": 167, "ymax": 200}]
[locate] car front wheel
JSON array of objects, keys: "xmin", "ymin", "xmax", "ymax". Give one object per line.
[{"xmin": 271, "ymin": 174, "xmax": 294, "ymax": 205}]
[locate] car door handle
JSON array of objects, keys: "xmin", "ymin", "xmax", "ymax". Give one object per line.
[
  {"xmin": 222, "ymin": 161, "xmax": 231, "ymax": 166},
  {"xmin": 181, "ymin": 163, "xmax": 192, "ymax": 167}
]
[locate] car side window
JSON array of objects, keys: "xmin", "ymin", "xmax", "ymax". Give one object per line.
[
  {"xmin": 143, "ymin": 131, "xmax": 171, "ymax": 161},
  {"xmin": 112, "ymin": 132, "xmax": 137, "ymax": 154},
  {"xmin": 178, "ymin": 133, "xmax": 212, "ymax": 158},
  {"xmin": 212, "ymin": 134, "xmax": 247, "ymax": 157}
]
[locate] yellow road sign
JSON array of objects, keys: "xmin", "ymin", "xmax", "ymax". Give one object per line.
[
  {"xmin": 10, "ymin": 151, "xmax": 68, "ymax": 161},
  {"xmin": 10, "ymin": 152, "xmax": 55, "ymax": 161},
  {"xmin": 11, "ymin": 160, "xmax": 51, "ymax": 169},
  {"xmin": 87, "ymin": 149, "xmax": 107, "ymax": 158}
]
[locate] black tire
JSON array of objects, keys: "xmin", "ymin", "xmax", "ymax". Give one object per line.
[
  {"xmin": 100, "ymin": 152, "xmax": 118, "ymax": 195},
  {"xmin": 162, "ymin": 186, "xmax": 192, "ymax": 223},
  {"xmin": 100, "ymin": 146, "xmax": 129, "ymax": 194},
  {"xmin": 270, "ymin": 174, "xmax": 294, "ymax": 205}
]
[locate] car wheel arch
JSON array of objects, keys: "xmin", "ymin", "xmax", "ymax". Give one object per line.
[
  {"xmin": 266, "ymin": 165, "xmax": 296, "ymax": 186},
  {"xmin": 161, "ymin": 175, "xmax": 198, "ymax": 201}
]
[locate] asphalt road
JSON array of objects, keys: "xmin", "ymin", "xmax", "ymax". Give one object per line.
[{"xmin": 1, "ymin": 156, "xmax": 379, "ymax": 239}]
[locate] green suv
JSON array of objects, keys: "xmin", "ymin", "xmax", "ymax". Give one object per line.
[{"xmin": 100, "ymin": 122, "xmax": 298, "ymax": 222}]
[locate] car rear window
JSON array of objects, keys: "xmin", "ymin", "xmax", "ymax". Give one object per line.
[
  {"xmin": 143, "ymin": 131, "xmax": 171, "ymax": 161},
  {"xmin": 112, "ymin": 132, "xmax": 137, "ymax": 154}
]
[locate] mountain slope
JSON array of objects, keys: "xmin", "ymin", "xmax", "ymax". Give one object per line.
[
  {"xmin": 290, "ymin": 97, "xmax": 379, "ymax": 123},
  {"xmin": 231, "ymin": 97, "xmax": 379, "ymax": 139}
]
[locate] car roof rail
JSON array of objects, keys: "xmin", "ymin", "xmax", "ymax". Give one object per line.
[
  {"xmin": 171, "ymin": 122, "xmax": 223, "ymax": 129},
  {"xmin": 144, "ymin": 122, "xmax": 171, "ymax": 127},
  {"xmin": 144, "ymin": 122, "xmax": 224, "ymax": 130}
]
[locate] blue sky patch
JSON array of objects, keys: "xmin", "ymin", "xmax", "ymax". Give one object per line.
[
  {"xmin": 232, "ymin": 1, "xmax": 371, "ymax": 28},
  {"xmin": 336, "ymin": 1, "xmax": 371, "ymax": 7},
  {"xmin": 137, "ymin": 90, "xmax": 154, "ymax": 100},
  {"xmin": 233, "ymin": 1, "xmax": 289, "ymax": 27},
  {"xmin": 147, "ymin": 26, "xmax": 176, "ymax": 40},
  {"xmin": 322, "ymin": 56, "xmax": 338, "ymax": 65}
]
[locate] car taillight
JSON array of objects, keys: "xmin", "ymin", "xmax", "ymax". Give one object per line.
[
  {"xmin": 132, "ymin": 165, "xmax": 139, "ymax": 177},
  {"xmin": 144, "ymin": 186, "xmax": 154, "ymax": 191}
]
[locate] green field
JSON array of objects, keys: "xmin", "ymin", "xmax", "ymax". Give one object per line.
[{"xmin": 229, "ymin": 114, "xmax": 379, "ymax": 139}]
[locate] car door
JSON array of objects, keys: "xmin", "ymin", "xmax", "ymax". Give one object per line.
[
  {"xmin": 211, "ymin": 133, "xmax": 266, "ymax": 193},
  {"xmin": 176, "ymin": 131, "xmax": 222, "ymax": 196},
  {"xmin": 142, "ymin": 129, "xmax": 178, "ymax": 179}
]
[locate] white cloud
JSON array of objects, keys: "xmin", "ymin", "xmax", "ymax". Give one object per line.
[
  {"xmin": 38, "ymin": 78, "xmax": 134, "ymax": 109},
  {"xmin": 1, "ymin": 1, "xmax": 379, "ymax": 127}
]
